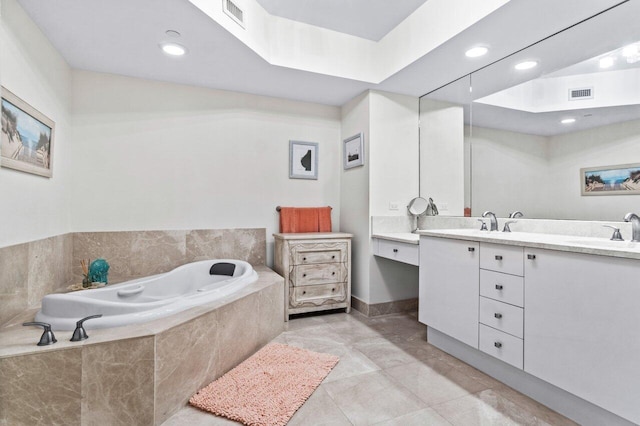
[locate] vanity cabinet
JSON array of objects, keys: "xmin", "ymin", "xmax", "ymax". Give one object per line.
[
  {"xmin": 419, "ymin": 236, "xmax": 479, "ymax": 348},
  {"xmin": 524, "ymin": 248, "xmax": 640, "ymax": 424},
  {"xmin": 273, "ymin": 233, "xmax": 352, "ymax": 321},
  {"xmin": 373, "ymin": 238, "xmax": 419, "ymax": 266}
]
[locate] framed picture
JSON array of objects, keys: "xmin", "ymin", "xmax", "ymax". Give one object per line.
[
  {"xmin": 1, "ymin": 87, "xmax": 55, "ymax": 178},
  {"xmin": 343, "ymin": 132, "xmax": 364, "ymax": 169},
  {"xmin": 289, "ymin": 140, "xmax": 318, "ymax": 180},
  {"xmin": 581, "ymin": 163, "xmax": 640, "ymax": 196}
]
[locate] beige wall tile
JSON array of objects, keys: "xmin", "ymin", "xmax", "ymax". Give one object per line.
[
  {"xmin": 0, "ymin": 243, "xmax": 29, "ymax": 326},
  {"xmin": 130, "ymin": 230, "xmax": 186, "ymax": 278},
  {"xmin": 186, "ymin": 229, "xmax": 266, "ymax": 266},
  {"xmin": 73, "ymin": 232, "xmax": 136, "ymax": 284}
]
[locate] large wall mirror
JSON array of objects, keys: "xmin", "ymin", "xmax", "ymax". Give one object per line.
[{"xmin": 420, "ymin": 0, "xmax": 640, "ymax": 221}]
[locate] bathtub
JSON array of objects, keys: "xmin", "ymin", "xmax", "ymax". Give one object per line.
[{"xmin": 35, "ymin": 259, "xmax": 258, "ymax": 330}]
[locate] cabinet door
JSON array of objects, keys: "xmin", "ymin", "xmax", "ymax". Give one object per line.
[
  {"xmin": 419, "ymin": 236, "xmax": 479, "ymax": 348},
  {"xmin": 524, "ymin": 248, "xmax": 640, "ymax": 425}
]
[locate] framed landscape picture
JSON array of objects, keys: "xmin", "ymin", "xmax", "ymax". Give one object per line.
[
  {"xmin": 289, "ymin": 140, "xmax": 318, "ymax": 180},
  {"xmin": 1, "ymin": 86, "xmax": 55, "ymax": 178},
  {"xmin": 581, "ymin": 163, "xmax": 640, "ymax": 196},
  {"xmin": 343, "ymin": 132, "xmax": 364, "ymax": 169}
]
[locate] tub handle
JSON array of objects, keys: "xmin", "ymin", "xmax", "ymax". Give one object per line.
[{"xmin": 117, "ymin": 285, "xmax": 144, "ymax": 297}]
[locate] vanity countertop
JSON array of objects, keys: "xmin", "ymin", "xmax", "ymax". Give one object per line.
[
  {"xmin": 372, "ymin": 232, "xmax": 419, "ymax": 245},
  {"xmin": 418, "ymin": 229, "xmax": 640, "ymax": 260}
]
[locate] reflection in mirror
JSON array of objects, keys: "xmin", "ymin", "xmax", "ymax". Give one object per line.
[{"xmin": 420, "ymin": 1, "xmax": 640, "ymax": 222}]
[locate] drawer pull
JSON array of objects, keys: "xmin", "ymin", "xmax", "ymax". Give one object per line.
[
  {"xmin": 331, "ymin": 288, "xmax": 335, "ymax": 292},
  {"xmin": 495, "ymin": 255, "xmax": 503, "ymax": 260},
  {"xmin": 332, "ymin": 272, "xmax": 335, "ymax": 275},
  {"xmin": 527, "ymin": 254, "xmax": 536, "ymax": 260},
  {"xmin": 302, "ymin": 291, "xmax": 306, "ymax": 295},
  {"xmin": 494, "ymin": 313, "xmax": 503, "ymax": 319},
  {"xmin": 468, "ymin": 247, "xmax": 475, "ymax": 252},
  {"xmin": 495, "ymin": 284, "xmax": 504, "ymax": 290},
  {"xmin": 303, "ymin": 257, "xmax": 307, "ymax": 261},
  {"xmin": 332, "ymin": 255, "xmax": 335, "ymax": 259},
  {"xmin": 494, "ymin": 341, "xmax": 502, "ymax": 348},
  {"xmin": 303, "ymin": 274, "xmax": 307, "ymax": 277},
  {"xmin": 393, "ymin": 248, "xmax": 398, "ymax": 253}
]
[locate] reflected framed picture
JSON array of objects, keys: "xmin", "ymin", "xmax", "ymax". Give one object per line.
[
  {"xmin": 289, "ymin": 140, "xmax": 318, "ymax": 180},
  {"xmin": 1, "ymin": 86, "xmax": 55, "ymax": 178},
  {"xmin": 581, "ymin": 163, "xmax": 640, "ymax": 196},
  {"xmin": 343, "ymin": 132, "xmax": 364, "ymax": 169}
]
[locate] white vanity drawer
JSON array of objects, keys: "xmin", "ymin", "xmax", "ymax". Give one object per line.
[
  {"xmin": 479, "ymin": 297, "xmax": 523, "ymax": 338},
  {"xmin": 479, "ymin": 324, "xmax": 523, "ymax": 369},
  {"xmin": 480, "ymin": 243, "xmax": 524, "ymax": 276},
  {"xmin": 374, "ymin": 239, "xmax": 419, "ymax": 266},
  {"xmin": 480, "ymin": 270, "xmax": 524, "ymax": 307}
]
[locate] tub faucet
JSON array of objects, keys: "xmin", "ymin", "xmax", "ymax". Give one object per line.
[
  {"xmin": 624, "ymin": 212, "xmax": 640, "ymax": 242},
  {"xmin": 482, "ymin": 211, "xmax": 498, "ymax": 231},
  {"xmin": 509, "ymin": 211, "xmax": 523, "ymax": 218}
]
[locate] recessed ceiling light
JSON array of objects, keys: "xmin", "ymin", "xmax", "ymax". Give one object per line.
[
  {"xmin": 599, "ymin": 56, "xmax": 614, "ymax": 68},
  {"xmin": 561, "ymin": 118, "xmax": 576, "ymax": 124},
  {"xmin": 465, "ymin": 46, "xmax": 488, "ymax": 58},
  {"xmin": 160, "ymin": 42, "xmax": 187, "ymax": 56},
  {"xmin": 515, "ymin": 61, "xmax": 538, "ymax": 70},
  {"xmin": 621, "ymin": 44, "xmax": 638, "ymax": 57}
]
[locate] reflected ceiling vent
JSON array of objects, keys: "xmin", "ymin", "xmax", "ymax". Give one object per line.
[
  {"xmin": 223, "ymin": 0, "xmax": 245, "ymax": 28},
  {"xmin": 569, "ymin": 87, "xmax": 593, "ymax": 100}
]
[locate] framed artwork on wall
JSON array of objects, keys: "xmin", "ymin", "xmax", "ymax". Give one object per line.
[
  {"xmin": 343, "ymin": 132, "xmax": 364, "ymax": 169},
  {"xmin": 1, "ymin": 86, "xmax": 55, "ymax": 178},
  {"xmin": 289, "ymin": 140, "xmax": 318, "ymax": 180},
  {"xmin": 581, "ymin": 163, "xmax": 640, "ymax": 195}
]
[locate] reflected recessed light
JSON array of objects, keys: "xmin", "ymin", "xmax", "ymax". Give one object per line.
[
  {"xmin": 561, "ymin": 118, "xmax": 576, "ymax": 124},
  {"xmin": 160, "ymin": 42, "xmax": 187, "ymax": 56},
  {"xmin": 515, "ymin": 61, "xmax": 538, "ymax": 70},
  {"xmin": 599, "ymin": 56, "xmax": 614, "ymax": 68},
  {"xmin": 465, "ymin": 46, "xmax": 488, "ymax": 58},
  {"xmin": 165, "ymin": 30, "xmax": 181, "ymax": 38},
  {"xmin": 622, "ymin": 44, "xmax": 638, "ymax": 57}
]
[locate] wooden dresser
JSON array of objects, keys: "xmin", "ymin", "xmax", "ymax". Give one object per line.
[{"xmin": 273, "ymin": 232, "xmax": 352, "ymax": 321}]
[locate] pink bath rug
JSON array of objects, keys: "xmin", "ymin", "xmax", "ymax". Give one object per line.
[{"xmin": 189, "ymin": 343, "xmax": 339, "ymax": 426}]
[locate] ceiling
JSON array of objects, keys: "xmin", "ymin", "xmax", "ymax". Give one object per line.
[{"xmin": 14, "ymin": 0, "xmax": 631, "ymax": 106}]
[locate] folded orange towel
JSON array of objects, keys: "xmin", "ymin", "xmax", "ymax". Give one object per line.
[{"xmin": 279, "ymin": 207, "xmax": 332, "ymax": 233}]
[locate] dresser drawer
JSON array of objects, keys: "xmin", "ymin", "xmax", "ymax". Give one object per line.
[
  {"xmin": 291, "ymin": 283, "xmax": 346, "ymax": 305},
  {"xmin": 374, "ymin": 239, "xmax": 419, "ymax": 266},
  {"xmin": 480, "ymin": 243, "xmax": 524, "ymax": 276},
  {"xmin": 293, "ymin": 246, "xmax": 345, "ymax": 265},
  {"xmin": 479, "ymin": 324, "xmax": 523, "ymax": 369},
  {"xmin": 293, "ymin": 263, "xmax": 345, "ymax": 286},
  {"xmin": 479, "ymin": 297, "xmax": 523, "ymax": 338},
  {"xmin": 480, "ymin": 270, "xmax": 524, "ymax": 307}
]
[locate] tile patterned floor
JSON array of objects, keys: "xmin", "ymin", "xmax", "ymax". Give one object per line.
[{"xmin": 162, "ymin": 311, "xmax": 577, "ymax": 426}]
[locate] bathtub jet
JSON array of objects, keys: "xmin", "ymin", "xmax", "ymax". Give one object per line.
[{"xmin": 35, "ymin": 259, "xmax": 258, "ymax": 331}]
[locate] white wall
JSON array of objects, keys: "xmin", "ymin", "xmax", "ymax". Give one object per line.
[
  {"xmin": 420, "ymin": 98, "xmax": 465, "ymax": 215},
  {"xmin": 0, "ymin": 0, "xmax": 73, "ymax": 248},
  {"xmin": 70, "ymin": 70, "xmax": 342, "ymax": 265}
]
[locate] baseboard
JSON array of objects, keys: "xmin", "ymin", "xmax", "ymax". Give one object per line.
[{"xmin": 351, "ymin": 296, "xmax": 418, "ymax": 317}]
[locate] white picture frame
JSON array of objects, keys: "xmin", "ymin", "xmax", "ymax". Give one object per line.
[
  {"xmin": 343, "ymin": 132, "xmax": 364, "ymax": 169},
  {"xmin": 289, "ymin": 140, "xmax": 318, "ymax": 180}
]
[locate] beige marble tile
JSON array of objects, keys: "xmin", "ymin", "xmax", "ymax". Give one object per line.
[
  {"xmin": 285, "ymin": 314, "xmax": 330, "ymax": 331},
  {"xmin": 384, "ymin": 360, "xmax": 490, "ymax": 407},
  {"xmin": 82, "ymin": 337, "xmax": 155, "ymax": 426},
  {"xmin": 432, "ymin": 389, "xmax": 555, "ymax": 426},
  {"xmin": 0, "ymin": 242, "xmax": 29, "ymax": 326},
  {"xmin": 280, "ymin": 323, "xmax": 350, "ymax": 351},
  {"xmin": 352, "ymin": 336, "xmax": 424, "ymax": 369},
  {"xmin": 256, "ymin": 275, "xmax": 285, "ymax": 347},
  {"xmin": 322, "ymin": 370, "xmax": 427, "ymax": 425},
  {"xmin": 350, "ymin": 296, "xmax": 369, "ymax": 316},
  {"xmin": 325, "ymin": 318, "xmax": 383, "ymax": 343},
  {"xmin": 319, "ymin": 344, "xmax": 380, "ymax": 383},
  {"xmin": 288, "ymin": 386, "xmax": 352, "ymax": 426},
  {"xmin": 73, "ymin": 231, "xmax": 136, "ymax": 284},
  {"xmin": 368, "ymin": 298, "xmax": 418, "ymax": 317},
  {"xmin": 130, "ymin": 230, "xmax": 187, "ymax": 277},
  {"xmin": 186, "ymin": 229, "xmax": 266, "ymax": 266},
  {"xmin": 0, "ymin": 348, "xmax": 82, "ymax": 425},
  {"xmin": 155, "ymin": 310, "xmax": 219, "ymax": 425},
  {"xmin": 27, "ymin": 235, "xmax": 70, "ymax": 307},
  {"xmin": 372, "ymin": 408, "xmax": 453, "ymax": 426},
  {"xmin": 491, "ymin": 385, "xmax": 578, "ymax": 426},
  {"xmin": 366, "ymin": 313, "xmax": 427, "ymax": 339},
  {"xmin": 162, "ymin": 405, "xmax": 240, "ymax": 425}
]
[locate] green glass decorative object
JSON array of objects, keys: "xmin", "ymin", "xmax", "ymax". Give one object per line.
[{"xmin": 89, "ymin": 258, "xmax": 110, "ymax": 284}]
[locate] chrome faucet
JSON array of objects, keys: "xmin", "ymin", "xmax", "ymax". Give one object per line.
[
  {"xmin": 624, "ymin": 212, "xmax": 640, "ymax": 242},
  {"xmin": 509, "ymin": 211, "xmax": 523, "ymax": 218},
  {"xmin": 482, "ymin": 211, "xmax": 498, "ymax": 231}
]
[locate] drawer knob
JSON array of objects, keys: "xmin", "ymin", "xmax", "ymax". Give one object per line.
[
  {"xmin": 331, "ymin": 288, "xmax": 335, "ymax": 292},
  {"xmin": 332, "ymin": 255, "xmax": 335, "ymax": 259},
  {"xmin": 495, "ymin": 255, "xmax": 503, "ymax": 260},
  {"xmin": 303, "ymin": 274, "xmax": 307, "ymax": 277},
  {"xmin": 468, "ymin": 247, "xmax": 475, "ymax": 252},
  {"xmin": 495, "ymin": 284, "xmax": 504, "ymax": 290},
  {"xmin": 527, "ymin": 254, "xmax": 536, "ymax": 260},
  {"xmin": 303, "ymin": 257, "xmax": 307, "ymax": 261},
  {"xmin": 332, "ymin": 272, "xmax": 335, "ymax": 275},
  {"xmin": 393, "ymin": 249, "xmax": 398, "ymax": 253},
  {"xmin": 302, "ymin": 291, "xmax": 306, "ymax": 295},
  {"xmin": 494, "ymin": 313, "xmax": 503, "ymax": 319},
  {"xmin": 494, "ymin": 341, "xmax": 502, "ymax": 348}
]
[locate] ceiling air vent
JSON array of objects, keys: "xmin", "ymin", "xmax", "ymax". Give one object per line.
[
  {"xmin": 569, "ymin": 87, "xmax": 593, "ymax": 101},
  {"xmin": 223, "ymin": 0, "xmax": 245, "ymax": 28}
]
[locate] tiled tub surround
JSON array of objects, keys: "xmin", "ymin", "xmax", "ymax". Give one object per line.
[
  {"xmin": 0, "ymin": 228, "xmax": 265, "ymax": 328},
  {"xmin": 0, "ymin": 266, "xmax": 284, "ymax": 426}
]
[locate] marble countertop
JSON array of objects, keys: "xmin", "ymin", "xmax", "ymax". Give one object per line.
[
  {"xmin": 372, "ymin": 232, "xmax": 420, "ymax": 245},
  {"xmin": 418, "ymin": 229, "xmax": 640, "ymax": 260}
]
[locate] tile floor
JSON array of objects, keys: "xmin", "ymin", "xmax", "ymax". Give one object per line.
[{"xmin": 163, "ymin": 310, "xmax": 577, "ymax": 426}]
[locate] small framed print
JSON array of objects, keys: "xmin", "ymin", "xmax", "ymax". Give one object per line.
[
  {"xmin": 289, "ymin": 140, "xmax": 318, "ymax": 180},
  {"xmin": 581, "ymin": 163, "xmax": 640, "ymax": 195},
  {"xmin": 343, "ymin": 133, "xmax": 364, "ymax": 169}
]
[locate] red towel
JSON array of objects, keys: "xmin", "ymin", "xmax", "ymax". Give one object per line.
[{"xmin": 279, "ymin": 207, "xmax": 332, "ymax": 233}]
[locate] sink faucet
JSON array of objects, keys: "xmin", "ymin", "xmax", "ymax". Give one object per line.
[
  {"xmin": 624, "ymin": 212, "xmax": 640, "ymax": 242},
  {"xmin": 509, "ymin": 211, "xmax": 523, "ymax": 218},
  {"xmin": 482, "ymin": 211, "xmax": 498, "ymax": 231}
]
